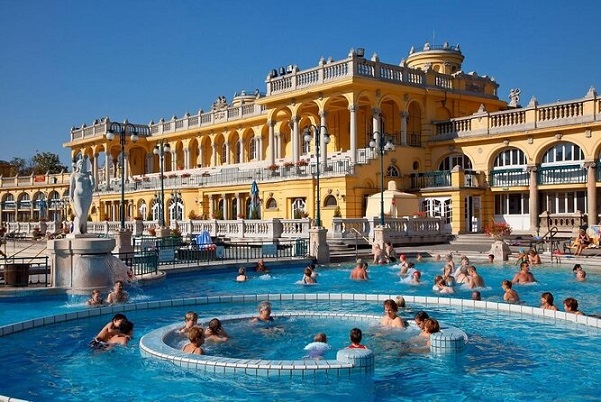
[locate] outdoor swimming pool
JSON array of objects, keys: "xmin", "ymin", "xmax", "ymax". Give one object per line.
[{"xmin": 1, "ymin": 259, "xmax": 600, "ymax": 401}]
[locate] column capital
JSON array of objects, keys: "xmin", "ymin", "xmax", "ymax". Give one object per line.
[
  {"xmin": 526, "ymin": 165, "xmax": 538, "ymax": 174},
  {"xmin": 291, "ymin": 115, "xmax": 300, "ymax": 123},
  {"xmin": 348, "ymin": 104, "xmax": 357, "ymax": 112},
  {"xmin": 319, "ymin": 110, "xmax": 328, "ymax": 119},
  {"xmin": 372, "ymin": 107, "xmax": 381, "ymax": 116},
  {"xmin": 584, "ymin": 161, "xmax": 597, "ymax": 169}
]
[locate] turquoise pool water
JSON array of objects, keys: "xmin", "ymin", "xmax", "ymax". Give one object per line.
[{"xmin": 1, "ymin": 260, "xmax": 600, "ymax": 401}]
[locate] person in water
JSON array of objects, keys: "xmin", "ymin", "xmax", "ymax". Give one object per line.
[
  {"xmin": 347, "ymin": 327, "xmax": 368, "ymax": 349},
  {"xmin": 204, "ymin": 318, "xmax": 228, "ymax": 342},
  {"xmin": 179, "ymin": 311, "xmax": 200, "ymax": 334},
  {"xmin": 182, "ymin": 326, "xmax": 205, "ymax": 355},
  {"xmin": 106, "ymin": 280, "xmax": 128, "ymax": 304},
  {"xmin": 87, "ymin": 289, "xmax": 104, "ymax": 306},
  {"xmin": 251, "ymin": 301, "xmax": 274, "ymax": 323},
  {"xmin": 380, "ymin": 299, "xmax": 405, "ymax": 328}
]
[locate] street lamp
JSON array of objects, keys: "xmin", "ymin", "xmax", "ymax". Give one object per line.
[
  {"xmin": 304, "ymin": 125, "xmax": 331, "ymax": 228},
  {"xmin": 105, "ymin": 120, "xmax": 140, "ymax": 230},
  {"xmin": 369, "ymin": 131, "xmax": 395, "ymax": 227},
  {"xmin": 153, "ymin": 141, "xmax": 171, "ymax": 227}
]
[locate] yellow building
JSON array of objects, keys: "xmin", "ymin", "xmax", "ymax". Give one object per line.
[{"xmin": 2, "ymin": 42, "xmax": 600, "ymax": 239}]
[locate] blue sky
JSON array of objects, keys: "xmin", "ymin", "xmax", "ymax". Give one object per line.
[{"xmin": 1, "ymin": 0, "xmax": 599, "ymax": 166}]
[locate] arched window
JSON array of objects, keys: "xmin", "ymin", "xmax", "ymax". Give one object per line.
[
  {"xmin": 266, "ymin": 198, "xmax": 277, "ymax": 209},
  {"xmin": 169, "ymin": 197, "xmax": 184, "ymax": 221},
  {"xmin": 292, "ymin": 198, "xmax": 306, "ymax": 219},
  {"xmin": 249, "ymin": 137, "xmax": 259, "ymax": 161},
  {"xmin": 386, "ymin": 165, "xmax": 400, "ymax": 177},
  {"xmin": 151, "ymin": 198, "xmax": 160, "ymax": 221},
  {"xmin": 542, "ymin": 143, "xmax": 584, "ymax": 164},
  {"xmin": 324, "ymin": 195, "xmax": 337, "ymax": 207},
  {"xmin": 438, "ymin": 153, "xmax": 472, "ymax": 171},
  {"xmin": 491, "ymin": 148, "xmax": 528, "ymax": 187},
  {"xmin": 234, "ymin": 141, "xmax": 241, "ymax": 164},
  {"xmin": 220, "ymin": 144, "xmax": 227, "ymax": 165}
]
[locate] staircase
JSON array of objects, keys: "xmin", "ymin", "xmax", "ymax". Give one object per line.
[
  {"xmin": 327, "ymin": 240, "xmax": 372, "ymax": 262},
  {"xmin": 448, "ymin": 233, "xmax": 498, "ymax": 253}
]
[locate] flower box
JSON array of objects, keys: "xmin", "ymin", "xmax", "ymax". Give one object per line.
[{"xmin": 483, "ymin": 221, "xmax": 512, "ymax": 238}]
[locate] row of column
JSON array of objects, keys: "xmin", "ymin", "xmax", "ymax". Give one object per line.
[
  {"xmin": 205, "ymin": 193, "xmax": 253, "ymax": 220},
  {"xmin": 527, "ymin": 162, "xmax": 598, "ymax": 229}
]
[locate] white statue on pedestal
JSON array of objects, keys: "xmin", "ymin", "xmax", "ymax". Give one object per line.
[{"xmin": 69, "ymin": 158, "xmax": 94, "ymax": 234}]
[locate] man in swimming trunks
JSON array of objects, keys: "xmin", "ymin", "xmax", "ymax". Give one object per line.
[
  {"xmin": 512, "ymin": 262, "xmax": 536, "ymax": 284},
  {"xmin": 350, "ymin": 260, "xmax": 368, "ymax": 280},
  {"xmin": 106, "ymin": 280, "xmax": 128, "ymax": 304}
]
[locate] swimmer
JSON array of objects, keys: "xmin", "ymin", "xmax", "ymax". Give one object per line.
[
  {"xmin": 434, "ymin": 254, "xmax": 442, "ymax": 262},
  {"xmin": 350, "ymin": 259, "xmax": 368, "ymax": 280},
  {"xmin": 255, "ymin": 259, "xmax": 269, "ymax": 273},
  {"xmin": 347, "ymin": 327, "xmax": 368, "ymax": 349},
  {"xmin": 563, "ymin": 297, "xmax": 584, "ymax": 315},
  {"xmin": 179, "ymin": 311, "xmax": 200, "ymax": 334},
  {"xmin": 416, "ymin": 253, "xmax": 423, "ymax": 262},
  {"xmin": 107, "ymin": 319, "xmax": 134, "ymax": 346},
  {"xmin": 251, "ymin": 301, "xmax": 274, "ymax": 323},
  {"xmin": 302, "ymin": 267, "xmax": 316, "ymax": 284},
  {"xmin": 414, "ymin": 311, "xmax": 430, "ymax": 330},
  {"xmin": 472, "ymin": 290, "xmax": 481, "ymax": 301},
  {"xmin": 385, "ymin": 241, "xmax": 397, "ymax": 263},
  {"xmin": 106, "ymin": 280, "xmax": 128, "ymax": 304},
  {"xmin": 381, "ymin": 299, "xmax": 406, "ymax": 328},
  {"xmin": 434, "ymin": 275, "xmax": 455, "ymax": 294},
  {"xmin": 540, "ymin": 292, "xmax": 558, "ymax": 311},
  {"xmin": 236, "ymin": 267, "xmax": 248, "ymax": 282},
  {"xmin": 303, "ymin": 332, "xmax": 331, "ymax": 359},
  {"xmin": 573, "ymin": 264, "xmax": 587, "ymax": 282},
  {"xmin": 419, "ymin": 318, "xmax": 440, "ymax": 347},
  {"xmin": 442, "ymin": 264, "xmax": 456, "ymax": 287},
  {"xmin": 502, "ymin": 280, "xmax": 520, "ymax": 303},
  {"xmin": 182, "ymin": 326, "xmax": 205, "ymax": 355},
  {"xmin": 467, "ymin": 265, "xmax": 486, "ymax": 289},
  {"xmin": 87, "ymin": 289, "xmax": 104, "ymax": 306},
  {"xmin": 307, "ymin": 263, "xmax": 318, "ymax": 279},
  {"xmin": 204, "ymin": 318, "xmax": 228, "ymax": 342},
  {"xmin": 396, "ymin": 296, "xmax": 406, "ymax": 308},
  {"xmin": 487, "ymin": 254, "xmax": 495, "ymax": 263},
  {"xmin": 94, "ymin": 313, "xmax": 127, "ymax": 343},
  {"xmin": 373, "ymin": 243, "xmax": 387, "ymax": 264},
  {"xmin": 512, "ymin": 262, "xmax": 536, "ymax": 284},
  {"xmin": 410, "ymin": 270, "xmax": 421, "ymax": 284}
]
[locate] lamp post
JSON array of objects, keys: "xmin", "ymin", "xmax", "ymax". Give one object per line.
[
  {"xmin": 105, "ymin": 120, "xmax": 139, "ymax": 230},
  {"xmin": 304, "ymin": 125, "xmax": 330, "ymax": 228},
  {"xmin": 153, "ymin": 141, "xmax": 170, "ymax": 227},
  {"xmin": 369, "ymin": 131, "xmax": 395, "ymax": 227}
]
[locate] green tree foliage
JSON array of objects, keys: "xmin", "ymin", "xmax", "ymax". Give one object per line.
[{"xmin": 9, "ymin": 151, "xmax": 68, "ymax": 176}]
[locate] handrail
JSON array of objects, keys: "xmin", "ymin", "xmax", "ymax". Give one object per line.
[{"xmin": 350, "ymin": 228, "xmax": 372, "ymax": 245}]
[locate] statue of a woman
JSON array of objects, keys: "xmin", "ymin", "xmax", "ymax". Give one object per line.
[{"xmin": 69, "ymin": 158, "xmax": 94, "ymax": 234}]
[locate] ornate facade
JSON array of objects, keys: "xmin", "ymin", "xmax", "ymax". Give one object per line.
[{"xmin": 1, "ymin": 42, "xmax": 600, "ymax": 237}]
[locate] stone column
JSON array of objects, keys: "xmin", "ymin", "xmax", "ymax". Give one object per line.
[
  {"xmin": 268, "ymin": 120, "xmax": 275, "ymax": 165},
  {"xmin": 92, "ymin": 153, "xmax": 99, "ymax": 191},
  {"xmin": 292, "ymin": 116, "xmax": 300, "ymax": 163},
  {"xmin": 527, "ymin": 165, "xmax": 539, "ymax": 232},
  {"xmin": 319, "ymin": 111, "xmax": 328, "ymax": 170},
  {"xmin": 238, "ymin": 139, "xmax": 244, "ymax": 163},
  {"xmin": 222, "ymin": 194, "xmax": 228, "ymax": 220},
  {"xmin": 208, "ymin": 195, "xmax": 214, "ymax": 219},
  {"xmin": 372, "ymin": 226, "xmax": 389, "ymax": 250},
  {"xmin": 224, "ymin": 143, "xmax": 230, "ymax": 164},
  {"xmin": 104, "ymin": 153, "xmax": 110, "ymax": 186},
  {"xmin": 400, "ymin": 111, "xmax": 408, "ymax": 146},
  {"xmin": 585, "ymin": 161, "xmax": 598, "ymax": 227},
  {"xmin": 184, "ymin": 148, "xmax": 189, "ymax": 169},
  {"xmin": 236, "ymin": 193, "xmax": 242, "ymax": 218},
  {"xmin": 309, "ymin": 226, "xmax": 330, "ymax": 264},
  {"xmin": 349, "ymin": 105, "xmax": 357, "ymax": 163},
  {"xmin": 372, "ymin": 107, "xmax": 381, "ymax": 134},
  {"xmin": 212, "ymin": 144, "xmax": 217, "ymax": 166}
]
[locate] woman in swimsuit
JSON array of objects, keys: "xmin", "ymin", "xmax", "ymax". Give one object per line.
[
  {"xmin": 251, "ymin": 301, "xmax": 274, "ymax": 323},
  {"xmin": 302, "ymin": 267, "xmax": 316, "ymax": 284},
  {"xmin": 182, "ymin": 326, "xmax": 205, "ymax": 355}
]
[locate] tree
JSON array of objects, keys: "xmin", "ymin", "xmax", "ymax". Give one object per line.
[
  {"xmin": 31, "ymin": 151, "xmax": 68, "ymax": 175},
  {"xmin": 9, "ymin": 152, "xmax": 68, "ymax": 176}
]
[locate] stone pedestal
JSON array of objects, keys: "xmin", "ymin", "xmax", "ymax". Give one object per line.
[
  {"xmin": 156, "ymin": 227, "xmax": 171, "ymax": 238},
  {"xmin": 309, "ymin": 226, "xmax": 330, "ymax": 264},
  {"xmin": 133, "ymin": 220, "xmax": 144, "ymax": 236},
  {"xmin": 373, "ymin": 226, "xmax": 390, "ymax": 249},
  {"xmin": 113, "ymin": 229, "xmax": 134, "ymax": 254},
  {"xmin": 47, "ymin": 236, "xmax": 132, "ymax": 295},
  {"xmin": 489, "ymin": 239, "xmax": 511, "ymax": 262}
]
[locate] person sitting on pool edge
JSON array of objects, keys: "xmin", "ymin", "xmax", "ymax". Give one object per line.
[
  {"xmin": 528, "ymin": 249, "xmax": 542, "ymax": 265},
  {"xmin": 182, "ymin": 326, "xmax": 205, "ymax": 355},
  {"xmin": 204, "ymin": 318, "xmax": 228, "ymax": 342},
  {"xmin": 381, "ymin": 299, "xmax": 406, "ymax": 328},
  {"xmin": 251, "ymin": 301, "xmax": 274, "ymax": 323},
  {"xmin": 347, "ymin": 327, "xmax": 368, "ymax": 349},
  {"xmin": 572, "ymin": 228, "xmax": 591, "ymax": 256},
  {"xmin": 106, "ymin": 280, "xmax": 128, "ymax": 304}
]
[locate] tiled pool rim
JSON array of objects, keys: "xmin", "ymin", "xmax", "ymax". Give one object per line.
[
  {"xmin": 2, "ymin": 293, "xmax": 600, "ymax": 339},
  {"xmin": 139, "ymin": 312, "xmax": 467, "ymax": 377}
]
